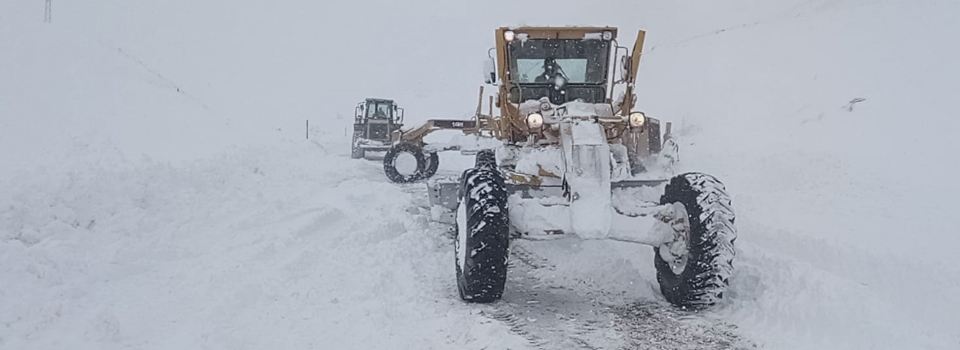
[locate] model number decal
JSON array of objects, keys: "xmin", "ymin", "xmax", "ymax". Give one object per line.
[{"xmin": 434, "ymin": 120, "xmax": 477, "ymax": 129}]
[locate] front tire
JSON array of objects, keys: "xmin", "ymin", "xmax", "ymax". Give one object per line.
[
  {"xmin": 383, "ymin": 143, "xmax": 426, "ymax": 183},
  {"xmin": 455, "ymin": 152, "xmax": 509, "ymax": 303},
  {"xmin": 655, "ymin": 172, "xmax": 736, "ymax": 308}
]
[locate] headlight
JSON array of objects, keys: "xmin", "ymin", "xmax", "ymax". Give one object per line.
[
  {"xmin": 527, "ymin": 113, "xmax": 543, "ymax": 130},
  {"xmin": 504, "ymin": 30, "xmax": 516, "ymax": 42},
  {"xmin": 629, "ymin": 112, "xmax": 646, "ymax": 128}
]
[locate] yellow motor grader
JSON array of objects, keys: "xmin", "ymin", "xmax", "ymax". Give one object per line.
[{"xmin": 382, "ymin": 27, "xmax": 736, "ymax": 308}]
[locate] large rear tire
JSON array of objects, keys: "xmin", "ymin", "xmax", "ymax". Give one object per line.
[
  {"xmin": 383, "ymin": 143, "xmax": 426, "ymax": 183},
  {"xmin": 455, "ymin": 151, "xmax": 509, "ymax": 303},
  {"xmin": 655, "ymin": 172, "xmax": 736, "ymax": 308}
]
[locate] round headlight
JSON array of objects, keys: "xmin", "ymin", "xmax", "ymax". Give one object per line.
[
  {"xmin": 629, "ymin": 112, "xmax": 646, "ymax": 128},
  {"xmin": 504, "ymin": 30, "xmax": 516, "ymax": 42},
  {"xmin": 527, "ymin": 113, "xmax": 543, "ymax": 130}
]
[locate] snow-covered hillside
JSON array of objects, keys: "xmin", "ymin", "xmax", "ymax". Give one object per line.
[
  {"xmin": 2, "ymin": 0, "xmax": 958, "ymax": 349},
  {"xmin": 630, "ymin": 1, "xmax": 960, "ymax": 349}
]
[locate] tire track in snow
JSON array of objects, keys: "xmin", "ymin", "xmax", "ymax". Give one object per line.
[
  {"xmin": 499, "ymin": 244, "xmax": 753, "ymax": 350},
  {"xmin": 491, "ymin": 244, "xmax": 620, "ymax": 349},
  {"xmin": 613, "ymin": 303, "xmax": 754, "ymax": 349}
]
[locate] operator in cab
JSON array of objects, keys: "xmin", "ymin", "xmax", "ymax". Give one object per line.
[{"xmin": 534, "ymin": 57, "xmax": 569, "ymax": 105}]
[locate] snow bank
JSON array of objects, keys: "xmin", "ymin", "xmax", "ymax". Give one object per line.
[
  {"xmin": 631, "ymin": 0, "xmax": 960, "ymax": 348},
  {"xmin": 0, "ymin": 7, "xmax": 532, "ymax": 348},
  {"xmin": 0, "ymin": 139, "xmax": 534, "ymax": 349}
]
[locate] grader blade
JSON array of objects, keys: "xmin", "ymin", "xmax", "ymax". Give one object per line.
[{"xmin": 427, "ymin": 175, "xmax": 666, "ymax": 225}]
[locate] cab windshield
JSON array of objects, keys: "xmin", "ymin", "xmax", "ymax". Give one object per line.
[
  {"xmin": 507, "ymin": 39, "xmax": 610, "ymax": 85},
  {"xmin": 366, "ymin": 102, "xmax": 393, "ymax": 120}
]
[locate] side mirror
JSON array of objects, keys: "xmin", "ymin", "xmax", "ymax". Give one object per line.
[
  {"xmin": 483, "ymin": 57, "xmax": 497, "ymax": 84},
  {"xmin": 620, "ymin": 55, "xmax": 632, "ymax": 82},
  {"xmin": 397, "ymin": 108, "xmax": 405, "ymax": 123}
]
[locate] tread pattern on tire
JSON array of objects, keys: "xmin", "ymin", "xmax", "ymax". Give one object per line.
[
  {"xmin": 383, "ymin": 143, "xmax": 426, "ymax": 183},
  {"xmin": 455, "ymin": 165, "xmax": 510, "ymax": 303},
  {"xmin": 655, "ymin": 172, "xmax": 737, "ymax": 308},
  {"xmin": 421, "ymin": 151, "xmax": 439, "ymax": 179}
]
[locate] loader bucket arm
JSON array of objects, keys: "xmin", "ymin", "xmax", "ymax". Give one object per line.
[{"xmin": 394, "ymin": 119, "xmax": 479, "ymax": 144}]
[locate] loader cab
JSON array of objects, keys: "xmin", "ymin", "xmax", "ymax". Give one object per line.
[
  {"xmin": 354, "ymin": 98, "xmax": 404, "ymax": 142},
  {"xmin": 497, "ymin": 28, "xmax": 616, "ymax": 105}
]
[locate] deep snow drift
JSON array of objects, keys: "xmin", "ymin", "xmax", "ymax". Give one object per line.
[{"xmin": 3, "ymin": 0, "xmax": 959, "ymax": 349}]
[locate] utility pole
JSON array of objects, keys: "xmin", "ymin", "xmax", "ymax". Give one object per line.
[{"xmin": 44, "ymin": 0, "xmax": 52, "ymax": 23}]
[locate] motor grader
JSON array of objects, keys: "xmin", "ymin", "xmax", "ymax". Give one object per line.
[{"xmin": 382, "ymin": 27, "xmax": 736, "ymax": 308}]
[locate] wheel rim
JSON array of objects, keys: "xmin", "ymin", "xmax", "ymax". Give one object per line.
[
  {"xmin": 667, "ymin": 250, "xmax": 689, "ymax": 275},
  {"xmin": 393, "ymin": 152, "xmax": 419, "ymax": 177},
  {"xmin": 658, "ymin": 202, "xmax": 692, "ymax": 275}
]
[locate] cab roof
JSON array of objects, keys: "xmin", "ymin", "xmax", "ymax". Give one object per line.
[{"xmin": 498, "ymin": 26, "xmax": 618, "ymax": 40}]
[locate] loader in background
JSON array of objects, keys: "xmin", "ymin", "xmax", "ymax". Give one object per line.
[{"xmin": 351, "ymin": 98, "xmax": 405, "ymax": 159}]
